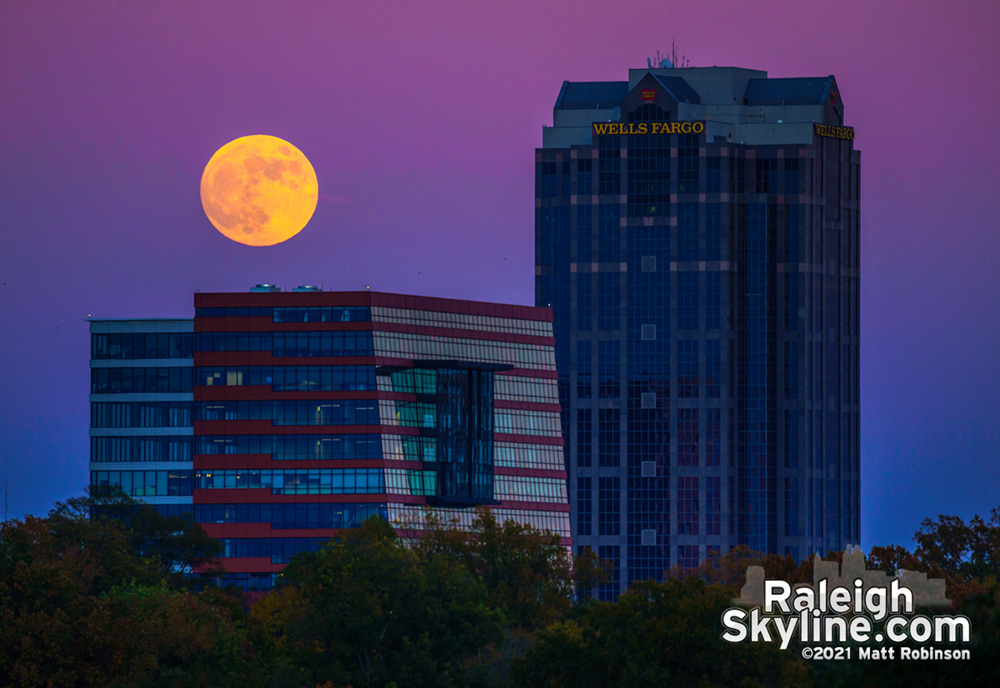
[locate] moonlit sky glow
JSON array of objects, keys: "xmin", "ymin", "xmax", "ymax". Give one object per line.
[{"xmin": 1, "ymin": 0, "xmax": 998, "ymax": 549}]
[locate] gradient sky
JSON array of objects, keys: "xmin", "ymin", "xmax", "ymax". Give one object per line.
[{"xmin": 2, "ymin": 0, "xmax": 998, "ymax": 550}]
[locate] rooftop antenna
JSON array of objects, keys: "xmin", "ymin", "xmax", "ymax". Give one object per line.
[{"xmin": 647, "ymin": 39, "xmax": 690, "ymax": 70}]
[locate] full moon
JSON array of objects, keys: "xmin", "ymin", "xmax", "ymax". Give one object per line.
[{"xmin": 200, "ymin": 135, "xmax": 318, "ymax": 246}]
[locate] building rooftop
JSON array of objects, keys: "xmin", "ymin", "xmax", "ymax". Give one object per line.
[
  {"xmin": 743, "ymin": 76, "xmax": 836, "ymax": 105},
  {"xmin": 554, "ymin": 81, "xmax": 629, "ymax": 110},
  {"xmin": 648, "ymin": 74, "xmax": 700, "ymax": 104}
]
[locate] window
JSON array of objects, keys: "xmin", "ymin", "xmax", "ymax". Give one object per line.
[
  {"xmin": 598, "ymin": 409, "xmax": 620, "ymax": 467},
  {"xmin": 598, "ymin": 477, "xmax": 620, "ymax": 535},
  {"xmin": 678, "ymin": 477, "xmax": 699, "ymax": 535},
  {"xmin": 577, "ymin": 409, "xmax": 592, "ymax": 467},
  {"xmin": 577, "ymin": 158, "xmax": 593, "ymax": 195},
  {"xmin": 678, "ymin": 409, "xmax": 698, "ymax": 466},
  {"xmin": 577, "ymin": 478, "xmax": 593, "ymax": 536}
]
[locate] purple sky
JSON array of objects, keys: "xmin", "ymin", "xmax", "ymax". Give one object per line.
[{"xmin": 2, "ymin": 0, "xmax": 998, "ymax": 550}]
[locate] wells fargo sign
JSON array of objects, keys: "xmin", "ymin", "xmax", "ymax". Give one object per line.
[
  {"xmin": 813, "ymin": 124, "xmax": 855, "ymax": 140},
  {"xmin": 592, "ymin": 121, "xmax": 705, "ymax": 136}
]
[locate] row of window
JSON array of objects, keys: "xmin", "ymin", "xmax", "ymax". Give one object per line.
[
  {"xmin": 372, "ymin": 307, "xmax": 551, "ymax": 337},
  {"xmin": 195, "ymin": 306, "xmax": 370, "ymax": 322},
  {"xmin": 194, "ymin": 468, "xmax": 384, "ymax": 494},
  {"xmin": 91, "ymin": 436, "xmax": 192, "ymax": 462},
  {"xmin": 495, "ymin": 442, "xmax": 565, "ymax": 470},
  {"xmin": 378, "ymin": 368, "xmax": 438, "ymax": 394},
  {"xmin": 495, "ymin": 475, "xmax": 568, "ymax": 503},
  {"xmin": 380, "ymin": 435, "xmax": 564, "ymax": 472},
  {"xmin": 196, "ymin": 400, "xmax": 379, "ymax": 426},
  {"xmin": 382, "ymin": 470, "xmax": 565, "ymax": 503},
  {"xmin": 379, "ymin": 400, "xmax": 437, "ymax": 428},
  {"xmin": 552, "ymin": 147, "xmax": 809, "ymax": 199},
  {"xmin": 195, "ymin": 434, "xmax": 382, "ymax": 460},
  {"xmin": 195, "ymin": 331, "xmax": 374, "ymax": 357},
  {"xmin": 219, "ymin": 537, "xmax": 328, "ymax": 563},
  {"xmin": 197, "ymin": 365, "xmax": 376, "ymax": 390},
  {"xmin": 91, "ymin": 367, "xmax": 193, "ymax": 394},
  {"xmin": 494, "ymin": 409, "xmax": 562, "ymax": 437},
  {"xmin": 91, "ymin": 470, "xmax": 193, "ymax": 496},
  {"xmin": 494, "ymin": 375, "xmax": 559, "ymax": 404},
  {"xmin": 91, "ymin": 401, "xmax": 192, "ymax": 428},
  {"xmin": 386, "ymin": 469, "xmax": 436, "ymax": 496},
  {"xmin": 209, "ymin": 572, "xmax": 279, "ymax": 592},
  {"xmin": 92, "ymin": 435, "xmax": 562, "ymax": 470},
  {"xmin": 194, "ymin": 502, "xmax": 387, "ymax": 529},
  {"xmin": 92, "ymin": 332, "xmax": 192, "ymax": 360},
  {"xmin": 373, "ymin": 332, "xmax": 556, "ymax": 371},
  {"xmin": 386, "ymin": 503, "xmax": 571, "ymax": 537},
  {"xmin": 382, "ymin": 434, "xmax": 437, "ymax": 462}
]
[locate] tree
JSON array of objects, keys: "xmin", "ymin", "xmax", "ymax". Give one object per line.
[
  {"xmin": 913, "ymin": 508, "xmax": 1000, "ymax": 583},
  {"xmin": 0, "ymin": 513, "xmax": 248, "ymax": 688},
  {"xmin": 264, "ymin": 517, "xmax": 503, "ymax": 688},
  {"xmin": 511, "ymin": 576, "xmax": 811, "ymax": 688},
  {"xmin": 48, "ymin": 485, "xmax": 222, "ymax": 586},
  {"xmin": 415, "ymin": 506, "xmax": 592, "ymax": 630},
  {"xmin": 691, "ymin": 544, "xmax": 812, "ymax": 588}
]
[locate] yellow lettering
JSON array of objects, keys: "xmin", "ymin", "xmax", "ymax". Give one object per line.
[
  {"xmin": 681, "ymin": 122, "xmax": 692, "ymax": 134},
  {"xmin": 593, "ymin": 123, "xmax": 609, "ymax": 135},
  {"xmin": 814, "ymin": 123, "xmax": 855, "ymax": 140},
  {"xmin": 638, "ymin": 123, "xmax": 648, "ymax": 134},
  {"xmin": 693, "ymin": 121, "xmax": 705, "ymax": 134}
]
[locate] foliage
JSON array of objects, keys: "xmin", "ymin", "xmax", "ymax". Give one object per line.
[
  {"xmin": 415, "ymin": 506, "xmax": 589, "ymax": 630},
  {"xmin": 264, "ymin": 516, "xmax": 504, "ymax": 688},
  {"xmin": 6, "ymin": 488, "xmax": 1000, "ymax": 687},
  {"xmin": 0, "ymin": 513, "xmax": 248, "ymax": 688},
  {"xmin": 692, "ymin": 544, "xmax": 813, "ymax": 588},
  {"xmin": 511, "ymin": 576, "xmax": 810, "ymax": 688},
  {"xmin": 49, "ymin": 485, "xmax": 222, "ymax": 585}
]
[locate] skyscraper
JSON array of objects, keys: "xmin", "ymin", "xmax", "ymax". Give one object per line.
[
  {"xmin": 535, "ymin": 65, "xmax": 860, "ymax": 597},
  {"xmin": 91, "ymin": 288, "xmax": 570, "ymax": 590}
]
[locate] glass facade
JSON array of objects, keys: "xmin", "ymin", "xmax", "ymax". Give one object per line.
[
  {"xmin": 89, "ymin": 319, "xmax": 194, "ymax": 514},
  {"xmin": 537, "ymin": 67, "xmax": 860, "ymax": 594}
]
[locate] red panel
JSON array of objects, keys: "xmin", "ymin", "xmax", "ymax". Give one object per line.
[
  {"xmin": 195, "ymin": 353, "xmax": 377, "ymax": 366},
  {"xmin": 213, "ymin": 557, "xmax": 284, "ymax": 573},
  {"xmin": 494, "ymin": 433, "xmax": 563, "ymax": 446},
  {"xmin": 495, "ymin": 466, "xmax": 568, "ymax": 480},
  {"xmin": 194, "ymin": 320, "xmax": 373, "ymax": 333},
  {"xmin": 494, "ymin": 400, "xmax": 561, "ymax": 413},
  {"xmin": 194, "ymin": 489, "xmax": 388, "ymax": 504},
  {"xmin": 495, "ymin": 500, "xmax": 571, "ymax": 513},
  {"xmin": 203, "ymin": 523, "xmax": 355, "ymax": 539},
  {"xmin": 194, "ymin": 457, "xmax": 386, "ymax": 471},
  {"xmin": 195, "ymin": 292, "xmax": 373, "ymax": 309},
  {"xmin": 374, "ymin": 357, "xmax": 557, "ymax": 379},
  {"xmin": 194, "ymin": 291, "xmax": 553, "ymax": 324},
  {"xmin": 193, "ymin": 421, "xmax": 384, "ymax": 435}
]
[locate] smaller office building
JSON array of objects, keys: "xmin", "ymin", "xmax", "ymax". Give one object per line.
[{"xmin": 90, "ymin": 288, "xmax": 570, "ymax": 589}]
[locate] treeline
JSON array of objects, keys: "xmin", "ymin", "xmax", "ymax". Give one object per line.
[{"xmin": 2, "ymin": 492, "xmax": 1000, "ymax": 687}]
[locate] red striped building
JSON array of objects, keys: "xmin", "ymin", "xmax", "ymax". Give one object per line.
[{"xmin": 190, "ymin": 288, "xmax": 570, "ymax": 590}]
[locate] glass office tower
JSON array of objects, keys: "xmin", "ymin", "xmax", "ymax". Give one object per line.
[
  {"xmin": 91, "ymin": 289, "xmax": 569, "ymax": 591},
  {"xmin": 535, "ymin": 66, "xmax": 860, "ymax": 597},
  {"xmin": 89, "ymin": 320, "xmax": 195, "ymax": 515}
]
